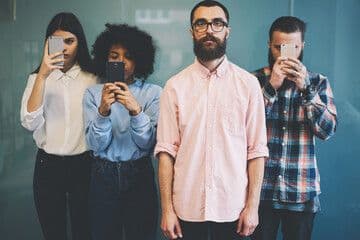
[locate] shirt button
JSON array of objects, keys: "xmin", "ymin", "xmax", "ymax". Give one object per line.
[
  {"xmin": 283, "ymin": 110, "xmax": 287, "ymax": 114},
  {"xmin": 278, "ymin": 175, "xmax": 282, "ymax": 179},
  {"xmin": 282, "ymin": 126, "xmax": 286, "ymax": 130},
  {"xmin": 281, "ymin": 142, "xmax": 285, "ymax": 146}
]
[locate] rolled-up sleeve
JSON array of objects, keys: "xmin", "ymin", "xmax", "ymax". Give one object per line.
[
  {"xmin": 20, "ymin": 74, "xmax": 45, "ymax": 131},
  {"xmin": 246, "ymin": 78, "xmax": 269, "ymax": 160},
  {"xmin": 154, "ymin": 84, "xmax": 180, "ymax": 159}
]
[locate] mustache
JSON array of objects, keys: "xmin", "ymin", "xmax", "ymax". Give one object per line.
[{"xmin": 199, "ymin": 34, "xmax": 221, "ymax": 44}]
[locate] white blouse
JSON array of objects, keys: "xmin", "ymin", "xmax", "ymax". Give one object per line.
[{"xmin": 20, "ymin": 64, "xmax": 97, "ymax": 155}]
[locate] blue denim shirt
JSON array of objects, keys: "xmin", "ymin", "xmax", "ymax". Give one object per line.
[{"xmin": 83, "ymin": 80, "xmax": 162, "ymax": 162}]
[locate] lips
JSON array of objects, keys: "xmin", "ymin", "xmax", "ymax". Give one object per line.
[
  {"xmin": 204, "ymin": 40, "xmax": 215, "ymax": 45},
  {"xmin": 200, "ymin": 35, "xmax": 219, "ymax": 47},
  {"xmin": 201, "ymin": 35, "xmax": 218, "ymax": 42}
]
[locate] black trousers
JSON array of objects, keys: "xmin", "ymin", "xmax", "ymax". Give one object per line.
[
  {"xmin": 179, "ymin": 219, "xmax": 245, "ymax": 240},
  {"xmin": 251, "ymin": 203, "xmax": 315, "ymax": 240},
  {"xmin": 89, "ymin": 156, "xmax": 158, "ymax": 240},
  {"xmin": 33, "ymin": 149, "xmax": 91, "ymax": 240}
]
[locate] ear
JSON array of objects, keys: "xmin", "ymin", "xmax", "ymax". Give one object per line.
[
  {"xmin": 226, "ymin": 27, "xmax": 231, "ymax": 39},
  {"xmin": 189, "ymin": 28, "xmax": 194, "ymax": 39},
  {"xmin": 302, "ymin": 41, "xmax": 305, "ymax": 49},
  {"xmin": 268, "ymin": 40, "xmax": 271, "ymax": 49}
]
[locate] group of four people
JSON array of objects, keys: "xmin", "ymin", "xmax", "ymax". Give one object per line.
[{"xmin": 20, "ymin": 1, "xmax": 337, "ymax": 240}]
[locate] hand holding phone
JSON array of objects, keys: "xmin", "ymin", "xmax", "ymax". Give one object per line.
[
  {"xmin": 280, "ymin": 43, "xmax": 297, "ymax": 59},
  {"xmin": 48, "ymin": 36, "xmax": 64, "ymax": 66},
  {"xmin": 106, "ymin": 61, "xmax": 125, "ymax": 83}
]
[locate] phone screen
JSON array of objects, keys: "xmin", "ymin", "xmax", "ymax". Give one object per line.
[
  {"xmin": 280, "ymin": 43, "xmax": 297, "ymax": 58},
  {"xmin": 48, "ymin": 36, "xmax": 64, "ymax": 66},
  {"xmin": 106, "ymin": 61, "xmax": 125, "ymax": 83}
]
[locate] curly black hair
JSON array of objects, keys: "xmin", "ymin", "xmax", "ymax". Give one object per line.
[{"xmin": 91, "ymin": 23, "xmax": 156, "ymax": 82}]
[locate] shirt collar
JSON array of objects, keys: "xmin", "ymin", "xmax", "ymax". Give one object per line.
[
  {"xmin": 126, "ymin": 78, "xmax": 144, "ymax": 89},
  {"xmin": 133, "ymin": 79, "xmax": 143, "ymax": 87},
  {"xmin": 193, "ymin": 56, "xmax": 228, "ymax": 79},
  {"xmin": 50, "ymin": 64, "xmax": 81, "ymax": 81}
]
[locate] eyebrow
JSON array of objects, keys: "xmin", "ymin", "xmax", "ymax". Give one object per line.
[
  {"xmin": 193, "ymin": 17, "xmax": 226, "ymax": 23},
  {"xmin": 64, "ymin": 37, "xmax": 76, "ymax": 40},
  {"xmin": 213, "ymin": 17, "xmax": 225, "ymax": 22}
]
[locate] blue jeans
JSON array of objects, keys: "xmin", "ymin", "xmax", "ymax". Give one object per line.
[
  {"xmin": 251, "ymin": 202, "xmax": 315, "ymax": 240},
  {"xmin": 89, "ymin": 155, "xmax": 158, "ymax": 240}
]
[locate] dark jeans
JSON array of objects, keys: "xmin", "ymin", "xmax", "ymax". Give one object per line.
[
  {"xmin": 89, "ymin": 155, "xmax": 158, "ymax": 240},
  {"xmin": 33, "ymin": 149, "xmax": 91, "ymax": 240},
  {"xmin": 179, "ymin": 219, "xmax": 245, "ymax": 240},
  {"xmin": 251, "ymin": 203, "xmax": 315, "ymax": 240}
]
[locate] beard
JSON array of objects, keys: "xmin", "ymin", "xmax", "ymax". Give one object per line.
[
  {"xmin": 268, "ymin": 48, "xmax": 304, "ymax": 69},
  {"xmin": 193, "ymin": 34, "xmax": 227, "ymax": 61}
]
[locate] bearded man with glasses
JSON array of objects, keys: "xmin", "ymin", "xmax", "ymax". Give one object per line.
[{"xmin": 155, "ymin": 1, "xmax": 269, "ymax": 239}]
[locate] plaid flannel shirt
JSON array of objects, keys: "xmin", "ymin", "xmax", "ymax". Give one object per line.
[{"xmin": 253, "ymin": 67, "xmax": 337, "ymax": 203}]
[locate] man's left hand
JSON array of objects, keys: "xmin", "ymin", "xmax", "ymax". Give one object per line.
[
  {"xmin": 281, "ymin": 58, "xmax": 308, "ymax": 90},
  {"xmin": 236, "ymin": 206, "xmax": 259, "ymax": 237}
]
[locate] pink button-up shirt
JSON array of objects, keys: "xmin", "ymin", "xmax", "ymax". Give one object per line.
[{"xmin": 155, "ymin": 57, "xmax": 268, "ymax": 222}]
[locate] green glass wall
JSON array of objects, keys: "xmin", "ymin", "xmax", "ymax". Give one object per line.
[{"xmin": 0, "ymin": 0, "xmax": 359, "ymax": 239}]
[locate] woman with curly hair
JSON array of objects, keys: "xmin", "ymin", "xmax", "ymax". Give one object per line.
[{"xmin": 83, "ymin": 23, "xmax": 161, "ymax": 240}]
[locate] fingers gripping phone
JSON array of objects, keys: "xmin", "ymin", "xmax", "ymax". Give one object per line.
[
  {"xmin": 281, "ymin": 43, "xmax": 297, "ymax": 58},
  {"xmin": 48, "ymin": 36, "xmax": 64, "ymax": 66},
  {"xmin": 106, "ymin": 61, "xmax": 125, "ymax": 83}
]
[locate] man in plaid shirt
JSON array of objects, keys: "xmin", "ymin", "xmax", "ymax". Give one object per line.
[{"xmin": 251, "ymin": 16, "xmax": 337, "ymax": 240}]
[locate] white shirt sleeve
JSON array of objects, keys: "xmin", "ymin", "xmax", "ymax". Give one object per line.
[{"xmin": 20, "ymin": 74, "xmax": 45, "ymax": 131}]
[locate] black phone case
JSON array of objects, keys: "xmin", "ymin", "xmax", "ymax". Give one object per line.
[{"xmin": 106, "ymin": 61, "xmax": 125, "ymax": 83}]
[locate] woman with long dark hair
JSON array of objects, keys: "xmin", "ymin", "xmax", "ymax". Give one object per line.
[
  {"xmin": 20, "ymin": 12, "xmax": 96, "ymax": 240},
  {"xmin": 84, "ymin": 23, "xmax": 161, "ymax": 240}
]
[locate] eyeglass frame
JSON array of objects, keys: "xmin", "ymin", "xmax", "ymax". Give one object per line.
[{"xmin": 191, "ymin": 18, "xmax": 229, "ymax": 33}]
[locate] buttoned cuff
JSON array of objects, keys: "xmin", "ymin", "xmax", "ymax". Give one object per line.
[
  {"xmin": 300, "ymin": 84, "xmax": 317, "ymax": 106},
  {"xmin": 263, "ymin": 82, "xmax": 277, "ymax": 103},
  {"xmin": 130, "ymin": 111, "xmax": 149, "ymax": 129},
  {"xmin": 94, "ymin": 110, "xmax": 111, "ymax": 128}
]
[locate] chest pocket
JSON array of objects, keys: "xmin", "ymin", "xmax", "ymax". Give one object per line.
[{"xmin": 219, "ymin": 95, "xmax": 247, "ymax": 137}]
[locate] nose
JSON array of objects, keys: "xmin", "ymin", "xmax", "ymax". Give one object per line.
[
  {"xmin": 206, "ymin": 23, "xmax": 214, "ymax": 34},
  {"xmin": 62, "ymin": 43, "xmax": 68, "ymax": 53}
]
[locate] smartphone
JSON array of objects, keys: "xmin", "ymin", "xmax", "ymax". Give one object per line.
[
  {"xmin": 48, "ymin": 36, "xmax": 64, "ymax": 66},
  {"xmin": 280, "ymin": 43, "xmax": 297, "ymax": 58},
  {"xmin": 106, "ymin": 61, "xmax": 125, "ymax": 83}
]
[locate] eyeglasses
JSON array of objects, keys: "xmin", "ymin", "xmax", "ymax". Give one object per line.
[{"xmin": 192, "ymin": 18, "xmax": 228, "ymax": 33}]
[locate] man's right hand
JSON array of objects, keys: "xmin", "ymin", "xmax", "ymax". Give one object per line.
[
  {"xmin": 161, "ymin": 210, "xmax": 183, "ymax": 239},
  {"xmin": 269, "ymin": 56, "xmax": 287, "ymax": 90},
  {"xmin": 98, "ymin": 83, "xmax": 119, "ymax": 116}
]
